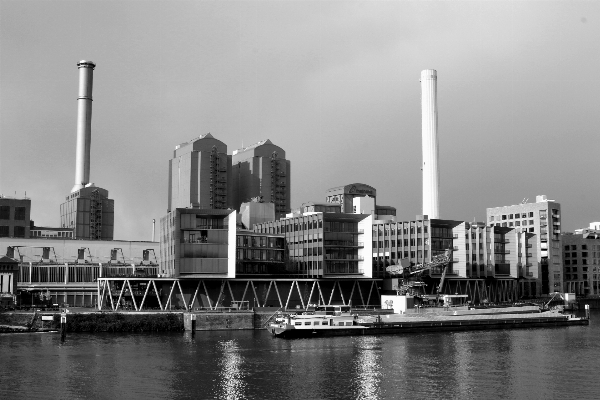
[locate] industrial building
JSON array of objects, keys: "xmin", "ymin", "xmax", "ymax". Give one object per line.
[
  {"xmin": 168, "ymin": 134, "xmax": 230, "ymax": 211},
  {"xmin": 230, "ymin": 139, "xmax": 291, "ymax": 219},
  {"xmin": 562, "ymin": 227, "xmax": 600, "ymax": 296},
  {"xmin": 487, "ymin": 195, "xmax": 562, "ymax": 296}
]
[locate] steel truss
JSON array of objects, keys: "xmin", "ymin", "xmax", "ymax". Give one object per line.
[
  {"xmin": 434, "ymin": 279, "xmax": 519, "ymax": 303},
  {"xmin": 97, "ymin": 278, "xmax": 382, "ymax": 311}
]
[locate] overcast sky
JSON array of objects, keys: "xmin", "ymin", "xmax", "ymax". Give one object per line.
[{"xmin": 1, "ymin": 1, "xmax": 599, "ymax": 240}]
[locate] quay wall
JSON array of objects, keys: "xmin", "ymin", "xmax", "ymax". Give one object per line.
[
  {"xmin": 0, "ymin": 312, "xmax": 184, "ymax": 332},
  {"xmin": 184, "ymin": 311, "xmax": 254, "ymax": 331}
]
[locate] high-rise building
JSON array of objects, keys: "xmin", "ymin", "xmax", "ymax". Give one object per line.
[
  {"xmin": 230, "ymin": 140, "xmax": 290, "ymax": 219},
  {"xmin": 168, "ymin": 134, "xmax": 230, "ymax": 212},
  {"xmin": 0, "ymin": 197, "xmax": 31, "ymax": 239},
  {"xmin": 486, "ymin": 195, "xmax": 562, "ymax": 296}
]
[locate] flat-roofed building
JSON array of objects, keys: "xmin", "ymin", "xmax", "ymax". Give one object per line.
[
  {"xmin": 487, "ymin": 195, "xmax": 562, "ymax": 296},
  {"xmin": 372, "ymin": 216, "xmax": 538, "ymax": 301},
  {"xmin": 253, "ymin": 211, "xmax": 373, "ymax": 278},
  {"xmin": 31, "ymin": 226, "xmax": 74, "ymax": 239},
  {"xmin": 0, "ymin": 197, "xmax": 31, "ymax": 239},
  {"xmin": 230, "ymin": 139, "xmax": 290, "ymax": 219},
  {"xmin": 562, "ymin": 230, "xmax": 600, "ymax": 296},
  {"xmin": 160, "ymin": 208, "xmax": 236, "ymax": 278}
]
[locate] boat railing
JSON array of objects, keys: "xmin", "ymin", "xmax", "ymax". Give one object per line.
[{"xmin": 263, "ymin": 307, "xmax": 283, "ymax": 327}]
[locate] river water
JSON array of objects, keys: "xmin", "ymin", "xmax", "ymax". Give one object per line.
[{"xmin": 1, "ymin": 312, "xmax": 599, "ymax": 400}]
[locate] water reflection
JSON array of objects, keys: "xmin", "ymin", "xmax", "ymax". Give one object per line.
[
  {"xmin": 214, "ymin": 340, "xmax": 246, "ymax": 400},
  {"xmin": 351, "ymin": 336, "xmax": 382, "ymax": 400}
]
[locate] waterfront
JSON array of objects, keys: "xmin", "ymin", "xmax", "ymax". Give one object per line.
[{"xmin": 0, "ymin": 311, "xmax": 598, "ymax": 399}]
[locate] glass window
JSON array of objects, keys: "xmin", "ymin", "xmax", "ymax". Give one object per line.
[{"xmin": 0, "ymin": 206, "xmax": 9, "ymax": 220}]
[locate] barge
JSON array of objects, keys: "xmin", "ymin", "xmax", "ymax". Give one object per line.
[{"xmin": 268, "ymin": 309, "xmax": 589, "ymax": 339}]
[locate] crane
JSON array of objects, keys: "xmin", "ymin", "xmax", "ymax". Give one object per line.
[{"xmin": 386, "ymin": 249, "xmax": 453, "ymax": 306}]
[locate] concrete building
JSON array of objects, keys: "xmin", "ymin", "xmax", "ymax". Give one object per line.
[
  {"xmin": 31, "ymin": 226, "xmax": 74, "ymax": 239},
  {"xmin": 60, "ymin": 187, "xmax": 114, "ymax": 240},
  {"xmin": 324, "ymin": 183, "xmax": 396, "ymax": 220},
  {"xmin": 239, "ymin": 201, "xmax": 275, "ymax": 230},
  {"xmin": 253, "ymin": 210, "xmax": 373, "ymax": 278},
  {"xmin": 372, "ymin": 216, "xmax": 537, "ymax": 301},
  {"xmin": 168, "ymin": 134, "xmax": 230, "ymax": 212},
  {"xmin": 0, "ymin": 256, "xmax": 19, "ymax": 306},
  {"xmin": 0, "ymin": 236, "xmax": 159, "ymax": 307},
  {"xmin": 487, "ymin": 195, "xmax": 562, "ymax": 296},
  {"xmin": 562, "ymin": 230, "xmax": 600, "ymax": 296},
  {"xmin": 230, "ymin": 139, "xmax": 291, "ymax": 219},
  {"xmin": 160, "ymin": 208, "xmax": 236, "ymax": 278},
  {"xmin": 421, "ymin": 69, "xmax": 440, "ymax": 219},
  {"xmin": 0, "ymin": 197, "xmax": 31, "ymax": 238}
]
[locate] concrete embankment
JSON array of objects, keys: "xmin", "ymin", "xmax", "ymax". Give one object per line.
[{"xmin": 0, "ymin": 311, "xmax": 184, "ymax": 333}]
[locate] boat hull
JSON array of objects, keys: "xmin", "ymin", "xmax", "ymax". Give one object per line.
[{"xmin": 269, "ymin": 316, "xmax": 589, "ymax": 339}]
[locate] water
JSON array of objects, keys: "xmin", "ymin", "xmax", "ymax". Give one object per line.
[{"xmin": 2, "ymin": 312, "xmax": 600, "ymax": 399}]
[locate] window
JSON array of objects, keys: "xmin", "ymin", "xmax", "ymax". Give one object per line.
[
  {"xmin": 564, "ymin": 245, "xmax": 570, "ymax": 250},
  {"xmin": 529, "ymin": 220, "xmax": 534, "ymax": 225},
  {"xmin": 583, "ymin": 252, "xmax": 589, "ymax": 258},
  {"xmin": 502, "ymin": 215, "xmax": 506, "ymax": 220},
  {"xmin": 529, "ymin": 228, "xmax": 534, "ymax": 233},
  {"xmin": 304, "ymin": 321, "xmax": 311, "ymax": 325},
  {"xmin": 571, "ymin": 245, "xmax": 577, "ymax": 250},
  {"xmin": 13, "ymin": 226, "xmax": 25, "ymax": 238},
  {"xmin": 489, "ymin": 216, "xmax": 495, "ymax": 222},
  {"xmin": 0, "ymin": 226, "xmax": 8, "ymax": 237},
  {"xmin": 0, "ymin": 206, "xmax": 9, "ymax": 220},
  {"xmin": 522, "ymin": 213, "xmax": 527, "ymax": 218},
  {"xmin": 509, "ymin": 214, "xmax": 513, "ymax": 219},
  {"xmin": 294, "ymin": 322, "xmax": 302, "ymax": 326},
  {"xmin": 322, "ymin": 321, "xmax": 328, "ymax": 325},
  {"xmin": 515, "ymin": 221, "xmax": 520, "ymax": 226},
  {"xmin": 529, "ymin": 212, "xmax": 534, "ymax": 217},
  {"xmin": 583, "ymin": 245, "xmax": 588, "ymax": 250}
]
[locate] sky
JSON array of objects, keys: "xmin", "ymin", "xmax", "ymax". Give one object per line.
[{"xmin": 1, "ymin": 1, "xmax": 599, "ymax": 241}]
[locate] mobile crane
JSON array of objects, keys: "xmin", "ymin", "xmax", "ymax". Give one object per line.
[{"xmin": 385, "ymin": 249, "xmax": 453, "ymax": 306}]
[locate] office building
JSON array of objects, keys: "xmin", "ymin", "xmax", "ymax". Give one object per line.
[
  {"xmin": 371, "ymin": 216, "xmax": 537, "ymax": 301},
  {"xmin": 562, "ymin": 229, "xmax": 600, "ymax": 296},
  {"xmin": 230, "ymin": 139, "xmax": 290, "ymax": 219},
  {"xmin": 486, "ymin": 195, "xmax": 562, "ymax": 296}
]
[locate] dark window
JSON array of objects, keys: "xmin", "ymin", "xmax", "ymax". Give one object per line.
[
  {"xmin": 14, "ymin": 207, "xmax": 26, "ymax": 221},
  {"xmin": 13, "ymin": 226, "xmax": 25, "ymax": 238},
  {"xmin": 0, "ymin": 226, "xmax": 8, "ymax": 237},
  {"xmin": 0, "ymin": 206, "xmax": 9, "ymax": 220}
]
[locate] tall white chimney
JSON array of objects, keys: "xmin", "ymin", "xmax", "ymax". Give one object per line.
[
  {"xmin": 71, "ymin": 60, "xmax": 96, "ymax": 193},
  {"xmin": 421, "ymin": 69, "xmax": 439, "ymax": 219}
]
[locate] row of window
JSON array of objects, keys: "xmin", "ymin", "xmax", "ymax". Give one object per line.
[
  {"xmin": 0, "ymin": 226, "xmax": 25, "ymax": 238},
  {"xmin": 31, "ymin": 231, "xmax": 73, "ymax": 238},
  {"xmin": 490, "ymin": 212, "xmax": 534, "ymax": 221},
  {"xmin": 0, "ymin": 206, "xmax": 27, "ymax": 221}
]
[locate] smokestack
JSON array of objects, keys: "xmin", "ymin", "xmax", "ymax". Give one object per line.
[
  {"xmin": 421, "ymin": 69, "xmax": 439, "ymax": 219},
  {"xmin": 71, "ymin": 60, "xmax": 96, "ymax": 193}
]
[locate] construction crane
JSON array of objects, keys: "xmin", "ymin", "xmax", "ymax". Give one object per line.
[{"xmin": 386, "ymin": 249, "xmax": 453, "ymax": 306}]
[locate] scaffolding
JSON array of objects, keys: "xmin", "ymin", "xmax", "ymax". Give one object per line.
[{"xmin": 90, "ymin": 189, "xmax": 103, "ymax": 239}]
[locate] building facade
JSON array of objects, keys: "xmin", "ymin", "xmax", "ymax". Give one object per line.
[
  {"xmin": 60, "ymin": 186, "xmax": 114, "ymax": 240},
  {"xmin": 486, "ymin": 195, "xmax": 562, "ymax": 296},
  {"xmin": 160, "ymin": 208, "xmax": 236, "ymax": 278},
  {"xmin": 372, "ymin": 216, "xmax": 538, "ymax": 300},
  {"xmin": 230, "ymin": 139, "xmax": 291, "ymax": 219},
  {"xmin": 562, "ymin": 230, "xmax": 600, "ymax": 296},
  {"xmin": 168, "ymin": 134, "xmax": 230, "ymax": 212},
  {"xmin": 0, "ymin": 197, "xmax": 31, "ymax": 239}
]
